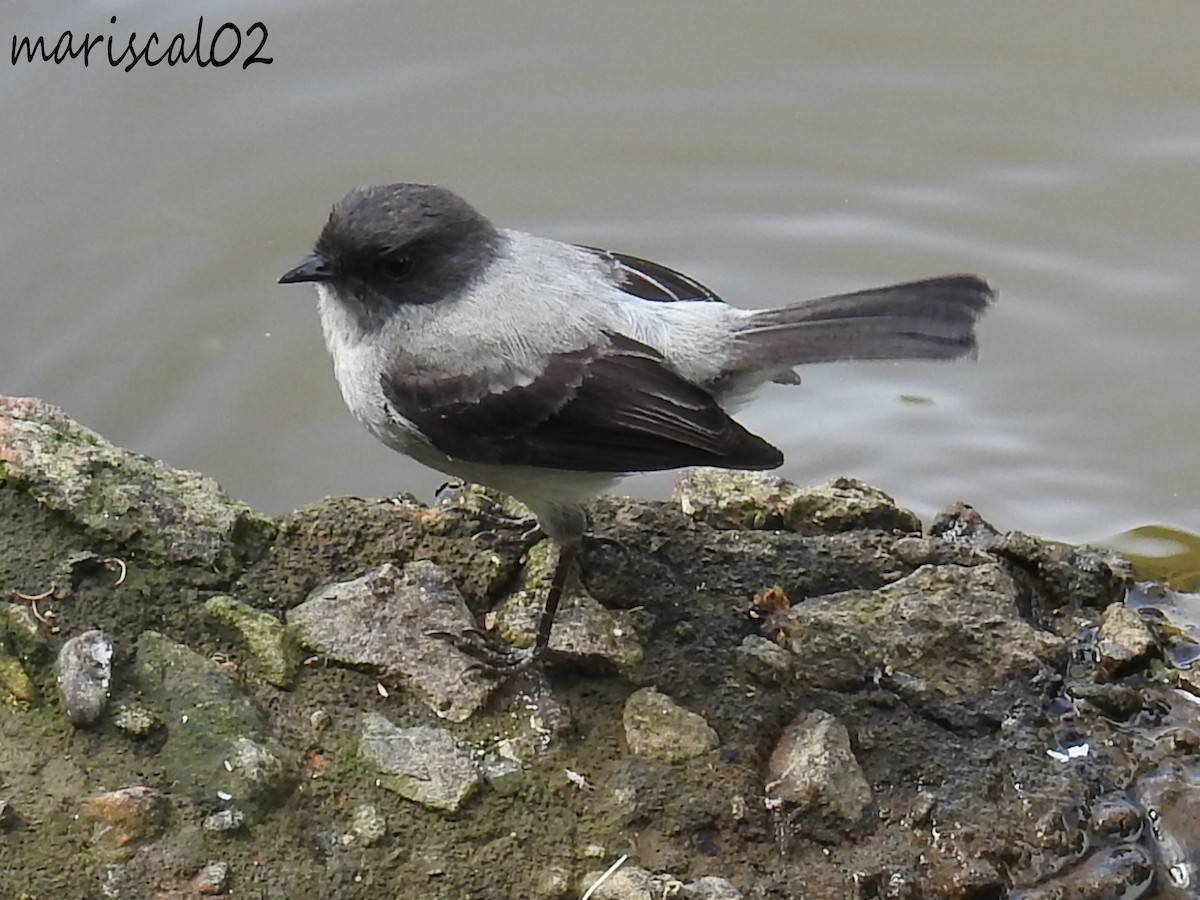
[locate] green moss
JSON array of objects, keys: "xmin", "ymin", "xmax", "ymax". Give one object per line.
[{"xmin": 204, "ymin": 595, "xmax": 302, "ymax": 688}]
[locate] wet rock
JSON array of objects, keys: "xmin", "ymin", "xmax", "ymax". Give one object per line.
[
  {"xmin": 1086, "ymin": 793, "xmax": 1141, "ymax": 839},
  {"xmin": 876, "ymin": 669, "xmax": 1002, "ymax": 736},
  {"xmin": 112, "ymin": 702, "xmax": 158, "ymax": 737},
  {"xmin": 192, "ymin": 861, "xmax": 230, "ymax": 895},
  {"xmin": 55, "ymin": 628, "xmax": 113, "ymax": 726},
  {"xmin": 1094, "ymin": 602, "xmax": 1156, "ymax": 678},
  {"xmin": 0, "ymin": 395, "xmax": 274, "ymax": 576},
  {"xmin": 765, "ymin": 709, "xmax": 872, "ymax": 833},
  {"xmin": 131, "ymin": 630, "xmax": 297, "ymax": 821},
  {"xmin": 358, "ymin": 713, "xmax": 481, "ymax": 812},
  {"xmin": 623, "ymin": 687, "xmax": 718, "ymax": 762},
  {"xmin": 736, "ymin": 634, "xmax": 793, "ymax": 684},
  {"xmin": 1130, "ymin": 761, "xmax": 1200, "ymax": 894},
  {"xmin": 931, "ymin": 504, "xmax": 1131, "ymax": 610},
  {"xmin": 675, "ymin": 470, "xmax": 922, "ymax": 535},
  {"xmin": 349, "ymin": 803, "xmax": 387, "ymax": 846},
  {"xmin": 80, "ymin": 785, "xmax": 169, "ymax": 847},
  {"xmin": 779, "ymin": 563, "xmax": 1066, "ymax": 695},
  {"xmin": 204, "ymin": 595, "xmax": 302, "ymax": 688},
  {"xmin": 289, "ymin": 561, "xmax": 497, "ymax": 721},
  {"xmin": 891, "ymin": 533, "xmax": 992, "ymax": 568},
  {"xmin": 0, "ymin": 601, "xmax": 45, "ymax": 705},
  {"xmin": 1067, "ymin": 680, "xmax": 1148, "ymax": 721},
  {"xmin": 1010, "ymin": 845, "xmax": 1154, "ymax": 899},
  {"xmin": 492, "ymin": 540, "xmax": 644, "ymax": 672}
]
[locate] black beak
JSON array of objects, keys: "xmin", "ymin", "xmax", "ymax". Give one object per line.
[{"xmin": 278, "ymin": 254, "xmax": 333, "ymax": 285}]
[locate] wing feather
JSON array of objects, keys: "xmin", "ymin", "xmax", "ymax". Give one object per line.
[
  {"xmin": 382, "ymin": 332, "xmax": 781, "ymax": 473},
  {"xmin": 581, "ymin": 247, "xmax": 724, "ymax": 303}
]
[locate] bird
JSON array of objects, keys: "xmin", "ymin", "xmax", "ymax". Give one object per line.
[{"xmin": 279, "ymin": 182, "xmax": 994, "ymax": 672}]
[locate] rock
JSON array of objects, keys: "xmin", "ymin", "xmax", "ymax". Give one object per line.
[
  {"xmin": 623, "ymin": 687, "xmax": 718, "ymax": 762},
  {"xmin": 674, "ymin": 470, "xmax": 921, "ymax": 535},
  {"xmin": 531, "ymin": 864, "xmax": 573, "ymax": 899},
  {"xmin": 131, "ymin": 631, "xmax": 296, "ymax": 821},
  {"xmin": 112, "ymin": 702, "xmax": 158, "ymax": 737},
  {"xmin": 481, "ymin": 755, "xmax": 525, "ymax": 795},
  {"xmin": 1086, "ymin": 794, "xmax": 1141, "ymax": 839},
  {"xmin": 765, "ymin": 709, "xmax": 872, "ymax": 832},
  {"xmin": 684, "ymin": 876, "xmax": 743, "ymax": 898},
  {"xmin": 779, "ymin": 563, "xmax": 1067, "ymax": 695},
  {"xmin": 80, "ymin": 785, "xmax": 169, "ymax": 847},
  {"xmin": 204, "ymin": 595, "xmax": 302, "ymax": 688},
  {"xmin": 10, "ymin": 395, "xmax": 1195, "ymax": 898},
  {"xmin": 349, "ymin": 803, "xmax": 387, "ymax": 846},
  {"xmin": 579, "ymin": 864, "xmax": 682, "ymax": 900},
  {"xmin": 289, "ymin": 562, "xmax": 497, "ymax": 721},
  {"xmin": 55, "ymin": 628, "xmax": 113, "ymax": 726},
  {"xmin": 358, "ymin": 713, "xmax": 481, "ymax": 812},
  {"xmin": 0, "ymin": 602, "xmax": 45, "ymax": 706},
  {"xmin": 309, "ymin": 708, "xmax": 331, "ymax": 731},
  {"xmin": 192, "ymin": 861, "xmax": 230, "ymax": 895},
  {"xmin": 0, "ymin": 395, "xmax": 274, "ymax": 576},
  {"xmin": 492, "ymin": 541, "xmax": 644, "ymax": 672},
  {"xmin": 1008, "ymin": 845, "xmax": 1154, "ymax": 898},
  {"xmin": 1094, "ymin": 603, "xmax": 1156, "ymax": 678},
  {"xmin": 201, "ymin": 808, "xmax": 244, "ymax": 833},
  {"xmin": 736, "ymin": 634, "xmax": 793, "ymax": 684},
  {"xmin": 930, "ymin": 504, "xmax": 1131, "ymax": 610}
]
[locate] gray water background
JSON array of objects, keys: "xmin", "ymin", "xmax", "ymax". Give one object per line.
[{"xmin": 3, "ymin": 2, "xmax": 1198, "ymax": 559}]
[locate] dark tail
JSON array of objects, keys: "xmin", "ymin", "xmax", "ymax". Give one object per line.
[{"xmin": 730, "ymin": 274, "xmax": 995, "ymax": 369}]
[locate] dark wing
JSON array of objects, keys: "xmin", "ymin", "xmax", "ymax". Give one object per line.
[
  {"xmin": 382, "ymin": 332, "xmax": 782, "ymax": 473},
  {"xmin": 580, "ymin": 247, "xmax": 725, "ymax": 303}
]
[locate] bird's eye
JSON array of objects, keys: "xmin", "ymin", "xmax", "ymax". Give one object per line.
[{"xmin": 381, "ymin": 255, "xmax": 415, "ymax": 281}]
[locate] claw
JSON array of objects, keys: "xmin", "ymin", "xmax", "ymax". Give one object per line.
[
  {"xmin": 582, "ymin": 532, "xmax": 631, "ymax": 562},
  {"xmin": 429, "ymin": 627, "xmax": 543, "ymax": 675},
  {"xmin": 427, "ymin": 540, "xmax": 580, "ymax": 678}
]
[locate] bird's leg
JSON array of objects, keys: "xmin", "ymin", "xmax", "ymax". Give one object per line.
[
  {"xmin": 431, "ymin": 539, "xmax": 578, "ymax": 675},
  {"xmin": 530, "ymin": 539, "xmax": 576, "ymax": 655}
]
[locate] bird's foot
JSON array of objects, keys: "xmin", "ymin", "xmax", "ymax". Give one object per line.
[
  {"xmin": 428, "ymin": 628, "xmax": 545, "ymax": 676},
  {"xmin": 582, "ymin": 531, "xmax": 629, "ymax": 559}
]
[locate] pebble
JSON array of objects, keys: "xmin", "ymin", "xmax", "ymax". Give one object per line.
[
  {"xmin": 736, "ymin": 634, "xmax": 793, "ymax": 684},
  {"xmin": 1095, "ymin": 603, "xmax": 1156, "ymax": 678},
  {"xmin": 358, "ymin": 713, "xmax": 482, "ymax": 812},
  {"xmin": 202, "ymin": 808, "xmax": 245, "ymax": 833},
  {"xmin": 192, "ymin": 860, "xmax": 230, "ymax": 895},
  {"xmin": 350, "ymin": 803, "xmax": 387, "ymax": 846},
  {"xmin": 622, "ymin": 687, "xmax": 718, "ymax": 762},
  {"xmin": 112, "ymin": 702, "xmax": 158, "ymax": 736},
  {"xmin": 765, "ymin": 709, "xmax": 872, "ymax": 829},
  {"xmin": 56, "ymin": 629, "xmax": 114, "ymax": 727},
  {"xmin": 80, "ymin": 785, "xmax": 168, "ymax": 846},
  {"xmin": 289, "ymin": 562, "xmax": 497, "ymax": 721}
]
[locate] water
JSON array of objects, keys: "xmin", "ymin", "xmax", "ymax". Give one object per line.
[{"xmin": 3, "ymin": 1, "xmax": 1199, "ymax": 557}]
